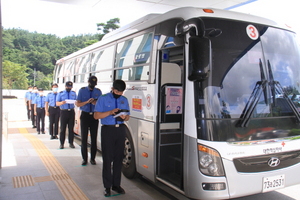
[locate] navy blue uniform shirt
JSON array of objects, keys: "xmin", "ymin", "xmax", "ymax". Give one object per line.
[
  {"xmin": 94, "ymin": 92, "xmax": 130, "ymax": 125},
  {"xmin": 76, "ymin": 87, "xmax": 102, "ymax": 112},
  {"xmin": 30, "ymin": 93, "xmax": 39, "ymax": 104},
  {"xmin": 35, "ymin": 95, "xmax": 46, "ymax": 108},
  {"xmin": 56, "ymin": 90, "xmax": 77, "ymax": 109},
  {"xmin": 46, "ymin": 92, "xmax": 59, "ymax": 107}
]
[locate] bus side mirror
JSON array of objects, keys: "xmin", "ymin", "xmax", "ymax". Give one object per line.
[{"xmin": 188, "ymin": 36, "xmax": 211, "ymax": 81}]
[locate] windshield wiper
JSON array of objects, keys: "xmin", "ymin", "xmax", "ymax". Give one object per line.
[
  {"xmin": 268, "ymin": 61, "xmax": 300, "ymax": 123},
  {"xmin": 236, "ymin": 59, "xmax": 267, "ymax": 127}
]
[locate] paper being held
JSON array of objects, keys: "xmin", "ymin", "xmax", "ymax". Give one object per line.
[
  {"xmin": 65, "ymin": 99, "xmax": 76, "ymax": 104},
  {"xmin": 113, "ymin": 112, "xmax": 129, "ymax": 118}
]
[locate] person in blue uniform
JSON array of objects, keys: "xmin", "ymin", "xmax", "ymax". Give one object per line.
[
  {"xmin": 24, "ymin": 86, "xmax": 32, "ymax": 120},
  {"xmin": 45, "ymin": 83, "xmax": 60, "ymax": 140},
  {"xmin": 75, "ymin": 76, "xmax": 102, "ymax": 165},
  {"xmin": 56, "ymin": 81, "xmax": 77, "ymax": 149},
  {"xmin": 34, "ymin": 88, "xmax": 46, "ymax": 134},
  {"xmin": 29, "ymin": 86, "xmax": 38, "ymax": 128},
  {"xmin": 94, "ymin": 79, "xmax": 130, "ymax": 197}
]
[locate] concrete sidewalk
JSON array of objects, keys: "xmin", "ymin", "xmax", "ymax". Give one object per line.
[{"xmin": 0, "ymin": 99, "xmax": 170, "ymax": 200}]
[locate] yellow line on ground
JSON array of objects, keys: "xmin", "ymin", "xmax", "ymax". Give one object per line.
[{"xmin": 18, "ymin": 128, "xmax": 89, "ymax": 200}]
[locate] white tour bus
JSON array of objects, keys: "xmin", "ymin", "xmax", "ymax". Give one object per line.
[{"xmin": 53, "ymin": 7, "xmax": 300, "ymax": 199}]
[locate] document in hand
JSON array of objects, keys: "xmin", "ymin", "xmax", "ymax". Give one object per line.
[
  {"xmin": 113, "ymin": 112, "xmax": 129, "ymax": 118},
  {"xmin": 65, "ymin": 99, "xmax": 76, "ymax": 104}
]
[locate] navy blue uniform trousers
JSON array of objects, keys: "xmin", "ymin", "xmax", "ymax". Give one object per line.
[
  {"xmin": 101, "ymin": 125, "xmax": 125, "ymax": 188},
  {"xmin": 80, "ymin": 112, "xmax": 99, "ymax": 161},
  {"xmin": 48, "ymin": 106, "xmax": 60, "ymax": 136},
  {"xmin": 59, "ymin": 109, "xmax": 75, "ymax": 145}
]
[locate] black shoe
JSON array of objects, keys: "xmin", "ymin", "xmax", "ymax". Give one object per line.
[
  {"xmin": 33, "ymin": 126, "xmax": 37, "ymax": 128},
  {"xmin": 50, "ymin": 136, "xmax": 55, "ymax": 140},
  {"xmin": 42, "ymin": 132, "xmax": 45, "ymax": 134},
  {"xmin": 59, "ymin": 145, "xmax": 64, "ymax": 149},
  {"xmin": 69, "ymin": 143, "xmax": 75, "ymax": 148},
  {"xmin": 82, "ymin": 160, "xmax": 87, "ymax": 165},
  {"xmin": 37, "ymin": 132, "xmax": 40, "ymax": 135},
  {"xmin": 104, "ymin": 188, "xmax": 111, "ymax": 197},
  {"xmin": 112, "ymin": 186, "xmax": 125, "ymax": 194},
  {"xmin": 90, "ymin": 160, "xmax": 96, "ymax": 165},
  {"xmin": 55, "ymin": 135, "xmax": 58, "ymax": 139}
]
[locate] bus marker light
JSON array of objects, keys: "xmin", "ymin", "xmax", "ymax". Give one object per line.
[
  {"xmin": 143, "ymin": 165, "xmax": 148, "ymax": 169},
  {"xmin": 142, "ymin": 152, "xmax": 148, "ymax": 158},
  {"xmin": 202, "ymin": 183, "xmax": 226, "ymax": 190},
  {"xmin": 203, "ymin": 9, "xmax": 214, "ymax": 13}
]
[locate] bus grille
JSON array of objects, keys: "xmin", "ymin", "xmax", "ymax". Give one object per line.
[{"xmin": 233, "ymin": 150, "xmax": 300, "ymax": 173}]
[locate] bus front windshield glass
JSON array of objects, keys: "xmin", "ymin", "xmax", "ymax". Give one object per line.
[{"xmin": 198, "ymin": 18, "xmax": 300, "ymax": 141}]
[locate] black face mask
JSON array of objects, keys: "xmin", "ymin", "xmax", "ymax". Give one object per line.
[
  {"xmin": 112, "ymin": 92, "xmax": 121, "ymax": 99},
  {"xmin": 66, "ymin": 88, "xmax": 71, "ymax": 92},
  {"xmin": 89, "ymin": 84, "xmax": 95, "ymax": 89}
]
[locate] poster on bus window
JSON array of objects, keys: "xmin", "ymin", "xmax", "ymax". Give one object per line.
[{"xmin": 165, "ymin": 86, "xmax": 182, "ymax": 114}]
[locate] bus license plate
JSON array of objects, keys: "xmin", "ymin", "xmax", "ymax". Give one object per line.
[{"xmin": 262, "ymin": 174, "xmax": 285, "ymax": 192}]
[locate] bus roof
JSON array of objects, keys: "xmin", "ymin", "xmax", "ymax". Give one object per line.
[{"xmin": 56, "ymin": 7, "xmax": 290, "ymax": 64}]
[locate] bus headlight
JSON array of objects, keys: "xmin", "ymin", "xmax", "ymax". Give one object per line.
[{"xmin": 198, "ymin": 144, "xmax": 225, "ymax": 176}]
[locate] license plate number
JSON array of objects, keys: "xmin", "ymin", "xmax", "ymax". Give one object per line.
[{"xmin": 263, "ymin": 174, "xmax": 285, "ymax": 192}]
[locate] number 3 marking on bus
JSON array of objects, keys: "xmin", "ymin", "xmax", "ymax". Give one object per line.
[
  {"xmin": 246, "ymin": 25, "xmax": 259, "ymax": 40},
  {"xmin": 146, "ymin": 94, "xmax": 151, "ymax": 110}
]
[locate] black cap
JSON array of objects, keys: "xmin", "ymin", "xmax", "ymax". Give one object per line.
[
  {"xmin": 88, "ymin": 76, "xmax": 97, "ymax": 85},
  {"xmin": 65, "ymin": 81, "xmax": 73, "ymax": 87},
  {"xmin": 113, "ymin": 79, "xmax": 126, "ymax": 91},
  {"xmin": 38, "ymin": 88, "xmax": 43, "ymax": 91}
]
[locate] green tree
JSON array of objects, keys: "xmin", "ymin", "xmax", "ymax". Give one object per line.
[
  {"xmin": 96, "ymin": 18, "xmax": 120, "ymax": 40},
  {"xmin": 3, "ymin": 60, "xmax": 29, "ymax": 89}
]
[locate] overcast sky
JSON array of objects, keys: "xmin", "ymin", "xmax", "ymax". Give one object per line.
[{"xmin": 2, "ymin": 0, "xmax": 300, "ymax": 38}]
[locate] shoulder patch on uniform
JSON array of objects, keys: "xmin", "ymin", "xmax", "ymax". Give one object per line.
[
  {"xmin": 59, "ymin": 91, "xmax": 63, "ymax": 93},
  {"xmin": 81, "ymin": 87, "xmax": 85, "ymax": 90}
]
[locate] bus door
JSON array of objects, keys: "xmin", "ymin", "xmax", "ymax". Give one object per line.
[{"xmin": 157, "ymin": 61, "xmax": 184, "ymax": 189}]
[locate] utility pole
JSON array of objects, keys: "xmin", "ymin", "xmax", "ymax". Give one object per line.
[{"xmin": 34, "ymin": 68, "xmax": 36, "ymax": 86}]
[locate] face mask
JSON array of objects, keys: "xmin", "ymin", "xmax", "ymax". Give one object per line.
[
  {"xmin": 53, "ymin": 88, "xmax": 58, "ymax": 92},
  {"xmin": 112, "ymin": 92, "xmax": 121, "ymax": 99},
  {"xmin": 33, "ymin": 89, "xmax": 38, "ymax": 93},
  {"xmin": 29, "ymin": 89, "xmax": 32, "ymax": 92},
  {"xmin": 39, "ymin": 93, "xmax": 43, "ymax": 96},
  {"xmin": 89, "ymin": 84, "xmax": 95, "ymax": 89},
  {"xmin": 66, "ymin": 88, "xmax": 71, "ymax": 92}
]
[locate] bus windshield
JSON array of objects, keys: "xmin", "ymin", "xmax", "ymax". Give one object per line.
[{"xmin": 196, "ymin": 18, "xmax": 300, "ymax": 142}]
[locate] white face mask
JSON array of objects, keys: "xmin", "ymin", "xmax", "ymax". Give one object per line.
[
  {"xmin": 33, "ymin": 89, "xmax": 38, "ymax": 93},
  {"xmin": 39, "ymin": 92, "xmax": 43, "ymax": 96},
  {"xmin": 53, "ymin": 88, "xmax": 58, "ymax": 92}
]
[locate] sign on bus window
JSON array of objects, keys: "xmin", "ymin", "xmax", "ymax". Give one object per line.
[{"xmin": 165, "ymin": 86, "xmax": 183, "ymax": 114}]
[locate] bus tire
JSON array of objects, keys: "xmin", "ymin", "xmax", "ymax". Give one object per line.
[{"xmin": 122, "ymin": 129, "xmax": 140, "ymax": 179}]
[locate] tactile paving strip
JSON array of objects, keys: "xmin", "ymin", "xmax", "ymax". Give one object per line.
[
  {"xmin": 12, "ymin": 175, "xmax": 34, "ymax": 188},
  {"xmin": 17, "ymin": 128, "xmax": 89, "ymax": 200}
]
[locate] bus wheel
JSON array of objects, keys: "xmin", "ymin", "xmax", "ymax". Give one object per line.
[{"xmin": 122, "ymin": 130, "xmax": 140, "ymax": 179}]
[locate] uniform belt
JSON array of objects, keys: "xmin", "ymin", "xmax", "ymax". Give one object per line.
[
  {"xmin": 61, "ymin": 108, "xmax": 74, "ymax": 111},
  {"xmin": 102, "ymin": 124, "xmax": 124, "ymax": 127},
  {"xmin": 50, "ymin": 106, "xmax": 58, "ymax": 108},
  {"xmin": 82, "ymin": 111, "xmax": 94, "ymax": 115},
  {"xmin": 37, "ymin": 107, "xmax": 44, "ymax": 109}
]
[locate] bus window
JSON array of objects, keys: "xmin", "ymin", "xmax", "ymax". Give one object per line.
[
  {"xmin": 130, "ymin": 66, "xmax": 149, "ymax": 80},
  {"xmin": 92, "ymin": 46, "xmax": 114, "ymax": 71},
  {"xmin": 64, "ymin": 60, "xmax": 75, "ymax": 83},
  {"xmin": 95, "ymin": 71, "xmax": 112, "ymax": 82},
  {"xmin": 115, "ymin": 32, "xmax": 153, "ymax": 68}
]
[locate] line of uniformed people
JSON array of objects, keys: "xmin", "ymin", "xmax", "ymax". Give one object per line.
[{"xmin": 26, "ymin": 77, "xmax": 130, "ymax": 197}]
